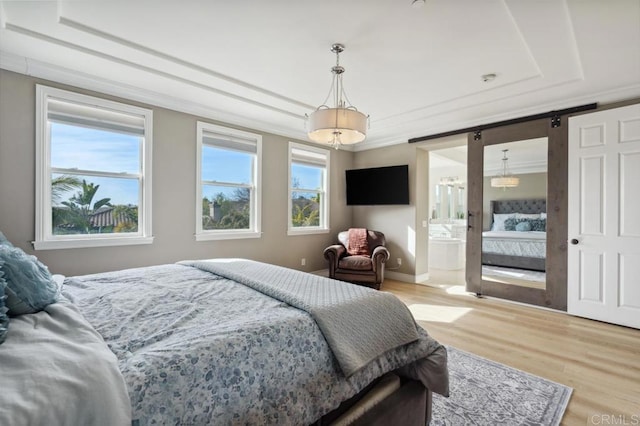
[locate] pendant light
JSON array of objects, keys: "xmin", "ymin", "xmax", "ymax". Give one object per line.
[
  {"xmin": 491, "ymin": 149, "xmax": 520, "ymax": 188},
  {"xmin": 306, "ymin": 43, "xmax": 368, "ymax": 149}
]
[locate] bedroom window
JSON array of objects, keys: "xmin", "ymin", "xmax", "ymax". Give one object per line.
[
  {"xmin": 34, "ymin": 85, "xmax": 153, "ymax": 250},
  {"xmin": 196, "ymin": 122, "xmax": 262, "ymax": 240},
  {"xmin": 288, "ymin": 142, "xmax": 330, "ymax": 235}
]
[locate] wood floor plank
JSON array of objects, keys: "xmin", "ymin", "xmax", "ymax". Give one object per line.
[{"xmin": 381, "ymin": 279, "xmax": 640, "ymax": 424}]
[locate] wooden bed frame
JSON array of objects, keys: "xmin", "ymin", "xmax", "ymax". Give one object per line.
[
  {"xmin": 482, "ymin": 198, "xmax": 547, "ymax": 272},
  {"xmin": 317, "ymin": 376, "xmax": 431, "ymax": 426}
]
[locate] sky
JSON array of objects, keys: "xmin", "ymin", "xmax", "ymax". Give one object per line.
[
  {"xmin": 51, "ymin": 122, "xmax": 324, "ymax": 206},
  {"xmin": 51, "ymin": 123, "xmax": 140, "ymax": 205}
]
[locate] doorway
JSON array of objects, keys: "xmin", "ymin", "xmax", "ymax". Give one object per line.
[{"xmin": 426, "ymin": 145, "xmax": 467, "ymax": 286}]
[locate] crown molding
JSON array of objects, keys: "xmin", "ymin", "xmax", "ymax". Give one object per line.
[
  {"xmin": 2, "ymin": 50, "xmax": 639, "ymax": 154},
  {"xmin": 353, "ymin": 83, "xmax": 640, "ymax": 152},
  {"xmin": 0, "ymin": 50, "xmax": 312, "ymax": 142},
  {"xmin": 484, "ymin": 159, "xmax": 548, "ymax": 176}
]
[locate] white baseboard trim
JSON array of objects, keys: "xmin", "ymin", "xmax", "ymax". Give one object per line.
[
  {"xmin": 311, "ymin": 269, "xmax": 328, "ymax": 277},
  {"xmin": 415, "ymin": 272, "xmax": 430, "ymax": 283},
  {"xmin": 385, "ymin": 271, "xmax": 429, "ymax": 284}
]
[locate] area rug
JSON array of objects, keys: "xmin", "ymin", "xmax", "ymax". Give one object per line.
[{"xmin": 431, "ymin": 346, "xmax": 572, "ymax": 425}]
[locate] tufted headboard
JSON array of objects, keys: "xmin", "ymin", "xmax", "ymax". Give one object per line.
[{"xmin": 489, "ymin": 199, "xmax": 546, "ymax": 227}]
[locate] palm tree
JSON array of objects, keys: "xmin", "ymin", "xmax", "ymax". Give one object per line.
[
  {"xmin": 59, "ymin": 180, "xmax": 111, "ymax": 234},
  {"xmin": 292, "ymin": 203, "xmax": 319, "ymax": 227},
  {"xmin": 51, "ymin": 175, "xmax": 82, "ymax": 204},
  {"xmin": 112, "ymin": 204, "xmax": 138, "ymax": 233},
  {"xmin": 52, "ymin": 175, "xmax": 82, "ymax": 230}
]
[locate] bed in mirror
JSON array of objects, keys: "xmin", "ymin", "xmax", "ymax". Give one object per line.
[{"xmin": 482, "ymin": 138, "xmax": 548, "ymax": 290}]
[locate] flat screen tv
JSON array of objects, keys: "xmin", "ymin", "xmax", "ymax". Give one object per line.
[{"xmin": 346, "ymin": 165, "xmax": 409, "ymax": 205}]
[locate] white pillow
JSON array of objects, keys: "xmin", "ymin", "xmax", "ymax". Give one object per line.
[
  {"xmin": 492, "ymin": 213, "xmax": 517, "ymax": 231},
  {"xmin": 516, "ymin": 213, "xmax": 541, "ymax": 219},
  {"xmin": 540, "ymin": 212, "xmax": 547, "ymax": 219}
]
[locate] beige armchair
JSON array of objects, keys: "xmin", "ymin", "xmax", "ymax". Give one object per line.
[{"xmin": 323, "ymin": 230, "xmax": 390, "ymax": 290}]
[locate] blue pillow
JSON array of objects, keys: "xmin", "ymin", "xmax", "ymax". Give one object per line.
[
  {"xmin": 530, "ymin": 218, "xmax": 546, "ymax": 232},
  {"xmin": 0, "ymin": 245, "xmax": 60, "ymax": 316},
  {"xmin": 515, "ymin": 221, "xmax": 532, "ymax": 232},
  {"xmin": 0, "ymin": 262, "xmax": 9, "ymax": 344},
  {"xmin": 504, "ymin": 217, "xmax": 521, "ymax": 231},
  {"xmin": 504, "ymin": 218, "xmax": 546, "ymax": 232}
]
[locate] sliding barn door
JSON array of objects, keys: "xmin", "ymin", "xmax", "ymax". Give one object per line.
[{"xmin": 568, "ymin": 103, "xmax": 640, "ymax": 329}]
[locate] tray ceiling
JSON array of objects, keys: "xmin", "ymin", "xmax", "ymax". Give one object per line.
[{"xmin": 1, "ymin": 0, "xmax": 639, "ymax": 151}]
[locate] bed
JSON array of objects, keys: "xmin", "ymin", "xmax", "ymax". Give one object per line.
[
  {"xmin": 482, "ymin": 199, "xmax": 547, "ymax": 272},
  {"xmin": 0, "ymin": 256, "xmax": 449, "ymax": 425}
]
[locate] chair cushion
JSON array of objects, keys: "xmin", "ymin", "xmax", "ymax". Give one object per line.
[{"xmin": 338, "ymin": 256, "xmax": 373, "ymax": 271}]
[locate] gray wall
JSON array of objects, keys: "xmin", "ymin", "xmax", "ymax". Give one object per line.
[
  {"xmin": 0, "ymin": 70, "xmax": 353, "ymax": 275},
  {"xmin": 352, "ymin": 143, "xmax": 429, "ymax": 279}
]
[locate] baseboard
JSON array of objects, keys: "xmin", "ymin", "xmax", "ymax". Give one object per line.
[
  {"xmin": 414, "ymin": 272, "xmax": 430, "ymax": 284},
  {"xmin": 311, "ymin": 269, "xmax": 328, "ymax": 277},
  {"xmin": 386, "ymin": 271, "xmax": 429, "ymax": 284}
]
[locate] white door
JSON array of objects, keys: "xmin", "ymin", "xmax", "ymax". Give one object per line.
[{"xmin": 568, "ymin": 103, "xmax": 640, "ymax": 329}]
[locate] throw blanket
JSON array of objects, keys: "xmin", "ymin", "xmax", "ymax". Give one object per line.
[
  {"xmin": 347, "ymin": 228, "xmax": 370, "ymax": 255},
  {"xmin": 180, "ymin": 259, "xmax": 419, "ymax": 376}
]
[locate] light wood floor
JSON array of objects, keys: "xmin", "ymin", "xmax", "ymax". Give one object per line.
[{"xmin": 381, "ymin": 277, "xmax": 640, "ymax": 425}]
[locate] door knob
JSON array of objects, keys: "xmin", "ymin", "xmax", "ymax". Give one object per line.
[{"xmin": 570, "ymin": 238, "xmax": 579, "ymax": 245}]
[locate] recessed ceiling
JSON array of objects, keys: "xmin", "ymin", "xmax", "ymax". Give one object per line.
[
  {"xmin": 1, "ymin": 0, "xmax": 638, "ymax": 151},
  {"xmin": 430, "ymin": 146, "xmax": 468, "ymax": 169},
  {"xmin": 484, "ymin": 138, "xmax": 548, "ymax": 175}
]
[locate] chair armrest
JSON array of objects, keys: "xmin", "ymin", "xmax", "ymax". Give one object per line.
[
  {"xmin": 371, "ymin": 246, "xmax": 390, "ymax": 273},
  {"xmin": 324, "ymin": 245, "xmax": 346, "ymax": 264},
  {"xmin": 324, "ymin": 245, "xmax": 346, "ymax": 278}
]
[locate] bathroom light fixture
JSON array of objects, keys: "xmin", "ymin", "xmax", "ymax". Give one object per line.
[
  {"xmin": 491, "ymin": 149, "xmax": 520, "ymax": 188},
  {"xmin": 439, "ymin": 176, "xmax": 463, "ymax": 186},
  {"xmin": 306, "ymin": 43, "xmax": 368, "ymax": 149}
]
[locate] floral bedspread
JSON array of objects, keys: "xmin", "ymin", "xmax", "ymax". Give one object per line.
[{"xmin": 63, "ymin": 263, "xmax": 446, "ymax": 425}]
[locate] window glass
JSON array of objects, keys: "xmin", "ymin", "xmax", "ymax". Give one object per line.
[
  {"xmin": 201, "ymin": 145, "xmax": 252, "ymax": 184},
  {"xmin": 291, "ymin": 164, "xmax": 322, "ymax": 190},
  {"xmin": 291, "ymin": 191, "xmax": 321, "ymax": 227},
  {"xmin": 35, "ymin": 85, "xmax": 153, "ymax": 249},
  {"xmin": 51, "ymin": 173, "xmax": 139, "ymax": 235},
  {"xmin": 202, "ymin": 185, "xmax": 251, "ymax": 230},
  {"xmin": 50, "ymin": 123, "xmax": 141, "ymax": 174},
  {"xmin": 196, "ymin": 122, "xmax": 261, "ymax": 240},
  {"xmin": 288, "ymin": 142, "xmax": 329, "ymax": 233}
]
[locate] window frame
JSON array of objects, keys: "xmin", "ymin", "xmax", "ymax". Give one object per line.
[
  {"xmin": 195, "ymin": 121, "xmax": 262, "ymax": 241},
  {"xmin": 34, "ymin": 85, "xmax": 153, "ymax": 250},
  {"xmin": 287, "ymin": 142, "xmax": 330, "ymax": 236}
]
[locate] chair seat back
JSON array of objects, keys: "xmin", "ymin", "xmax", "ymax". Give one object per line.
[{"xmin": 338, "ymin": 230, "xmax": 386, "ymax": 255}]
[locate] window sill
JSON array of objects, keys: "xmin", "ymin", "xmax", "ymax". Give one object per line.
[
  {"xmin": 195, "ymin": 231, "xmax": 261, "ymax": 241},
  {"xmin": 287, "ymin": 228, "xmax": 330, "ymax": 236},
  {"xmin": 33, "ymin": 236, "xmax": 154, "ymax": 250}
]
